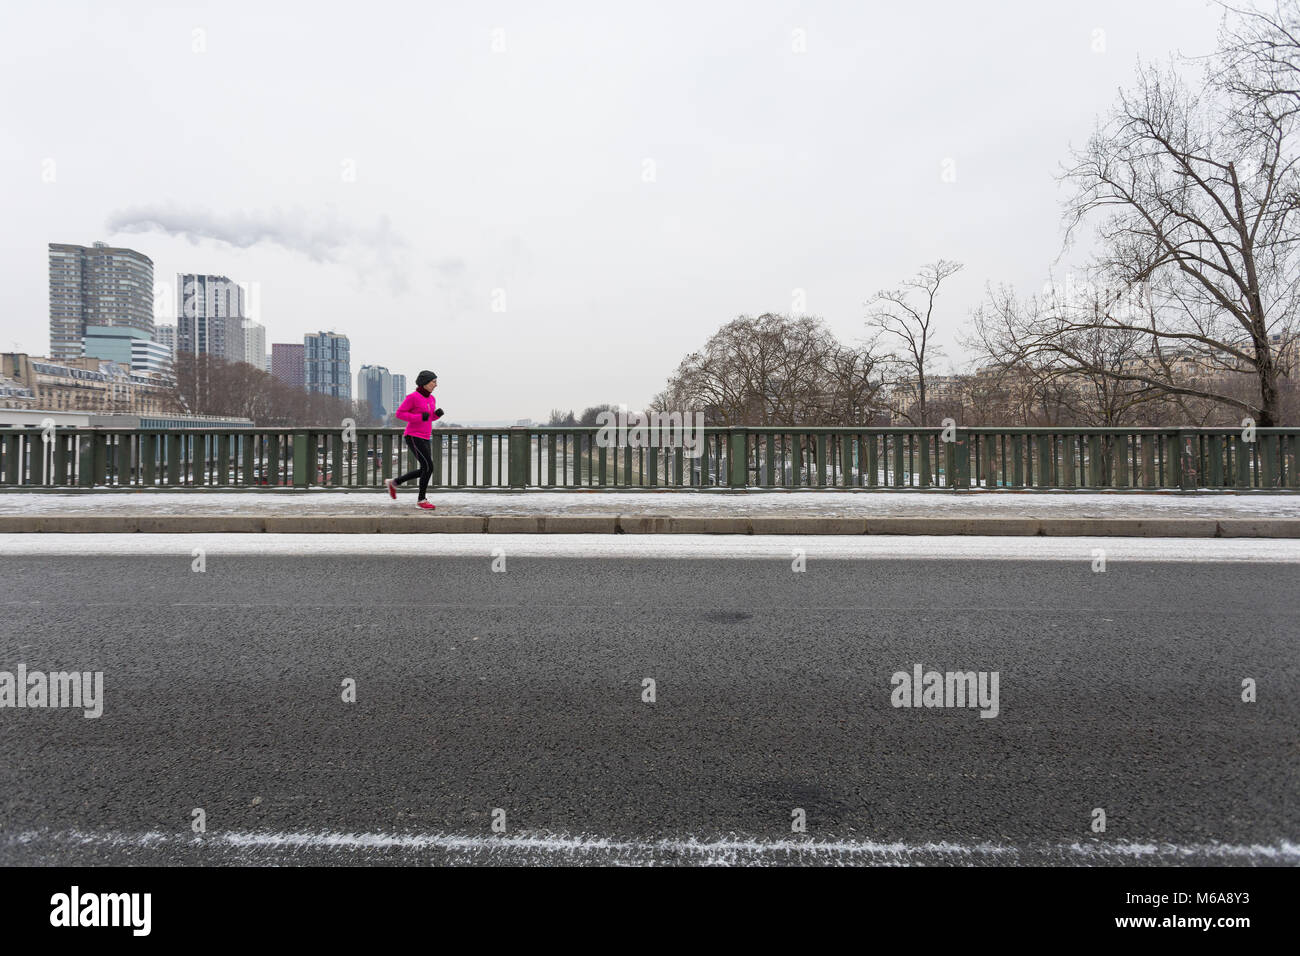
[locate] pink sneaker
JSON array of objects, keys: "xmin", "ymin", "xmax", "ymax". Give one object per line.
[
  {"xmin": 386, "ymin": 479, "xmax": 397, "ymax": 499},
  {"xmin": 417, "ymin": 500, "xmax": 435, "ymax": 510}
]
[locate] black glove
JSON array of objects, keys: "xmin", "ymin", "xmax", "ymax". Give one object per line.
[
  {"xmin": 421, "ymin": 411, "xmax": 429, "ymax": 421},
  {"xmin": 433, "ymin": 408, "xmax": 445, "ymax": 420}
]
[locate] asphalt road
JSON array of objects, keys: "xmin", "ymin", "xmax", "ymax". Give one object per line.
[{"xmin": 0, "ymin": 543, "xmax": 1296, "ymax": 865}]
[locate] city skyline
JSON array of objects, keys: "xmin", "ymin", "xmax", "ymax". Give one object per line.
[
  {"xmin": 41, "ymin": 238, "xmax": 425, "ymax": 419},
  {"xmin": 0, "ymin": 1, "xmax": 1231, "ymax": 420}
]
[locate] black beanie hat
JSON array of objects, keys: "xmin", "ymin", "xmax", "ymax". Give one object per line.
[{"xmin": 416, "ymin": 370, "xmax": 437, "ymax": 387}]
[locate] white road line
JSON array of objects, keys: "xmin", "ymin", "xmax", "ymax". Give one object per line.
[
  {"xmin": 9, "ymin": 829, "xmax": 1298, "ymax": 864},
  {"xmin": 4, "ymin": 533, "xmax": 1300, "ymax": 562}
]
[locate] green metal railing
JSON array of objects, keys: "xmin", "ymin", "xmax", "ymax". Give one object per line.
[{"xmin": 1, "ymin": 426, "xmax": 1298, "ymax": 490}]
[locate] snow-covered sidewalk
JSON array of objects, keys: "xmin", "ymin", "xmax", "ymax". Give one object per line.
[{"xmin": 1, "ymin": 488, "xmax": 1298, "ymax": 520}]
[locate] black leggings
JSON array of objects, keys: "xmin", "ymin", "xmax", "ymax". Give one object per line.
[{"xmin": 395, "ymin": 436, "xmax": 434, "ymax": 499}]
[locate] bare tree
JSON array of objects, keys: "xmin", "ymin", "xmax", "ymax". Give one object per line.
[
  {"xmin": 972, "ymin": 283, "xmax": 1182, "ymax": 426},
  {"xmin": 865, "ymin": 260, "xmax": 964, "ymax": 426},
  {"xmin": 1216, "ymin": 0, "xmax": 1300, "ymax": 119},
  {"xmin": 1056, "ymin": 27, "xmax": 1300, "ymax": 425},
  {"xmin": 172, "ymin": 353, "xmax": 359, "ymax": 426},
  {"xmin": 653, "ymin": 313, "xmax": 886, "ymax": 426}
]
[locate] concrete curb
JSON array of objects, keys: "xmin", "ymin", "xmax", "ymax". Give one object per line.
[
  {"xmin": 866, "ymin": 517, "xmax": 1041, "ymax": 536},
  {"xmin": 1215, "ymin": 518, "xmax": 1300, "ymax": 538},
  {"xmin": 1036, "ymin": 518, "xmax": 1220, "ymax": 537},
  {"xmin": 136, "ymin": 516, "xmax": 266, "ymax": 534},
  {"xmin": 539, "ymin": 515, "xmax": 619, "ymax": 534},
  {"xmin": 486, "ymin": 515, "xmax": 542, "ymax": 534},
  {"xmin": 751, "ymin": 517, "xmax": 869, "ymax": 535},
  {"xmin": 263, "ymin": 516, "xmax": 379, "ymax": 534},
  {"xmin": 376, "ymin": 516, "xmax": 486, "ymax": 533},
  {"xmin": 3, "ymin": 514, "xmax": 1299, "ymax": 537}
]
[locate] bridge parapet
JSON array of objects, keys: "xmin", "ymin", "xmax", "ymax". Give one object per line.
[{"xmin": 1, "ymin": 425, "xmax": 1297, "ymax": 491}]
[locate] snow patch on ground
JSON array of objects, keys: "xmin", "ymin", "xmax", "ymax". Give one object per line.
[
  {"xmin": 2, "ymin": 489, "xmax": 1298, "ymax": 519},
  {"xmin": 3, "ymin": 532, "xmax": 1300, "ymax": 562},
  {"xmin": 8, "ymin": 828, "xmax": 1296, "ymax": 865}
]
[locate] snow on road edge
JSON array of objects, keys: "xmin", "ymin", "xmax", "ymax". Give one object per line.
[{"xmin": 3, "ymin": 533, "xmax": 1300, "ymax": 562}]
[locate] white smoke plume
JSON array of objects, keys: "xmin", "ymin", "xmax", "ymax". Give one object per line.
[{"xmin": 106, "ymin": 203, "xmax": 411, "ymax": 293}]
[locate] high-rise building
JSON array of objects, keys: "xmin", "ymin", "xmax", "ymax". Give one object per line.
[
  {"xmin": 129, "ymin": 338, "xmax": 174, "ymax": 376},
  {"xmin": 242, "ymin": 319, "xmax": 268, "ymax": 371},
  {"xmin": 175, "ymin": 274, "xmax": 246, "ymax": 364},
  {"xmin": 82, "ymin": 325, "xmax": 149, "ymax": 367},
  {"xmin": 154, "ymin": 323, "xmax": 176, "ymax": 355},
  {"xmin": 357, "ymin": 365, "xmax": 393, "ymax": 419},
  {"xmin": 48, "ymin": 242, "xmax": 155, "ymax": 362},
  {"xmin": 305, "ymin": 332, "xmax": 350, "ymax": 401},
  {"xmin": 390, "ymin": 374, "xmax": 407, "ymax": 412},
  {"xmin": 62, "ymin": 325, "xmax": 173, "ymax": 382},
  {"xmin": 271, "ymin": 343, "xmax": 305, "ymax": 387}
]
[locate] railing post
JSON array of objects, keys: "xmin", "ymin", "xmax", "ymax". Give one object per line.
[
  {"xmin": 1174, "ymin": 429, "xmax": 1198, "ymax": 490},
  {"xmin": 78, "ymin": 434, "xmax": 95, "ymax": 487},
  {"xmin": 1112, "ymin": 434, "xmax": 1128, "ymax": 488},
  {"xmin": 1035, "ymin": 435, "xmax": 1051, "ymax": 488},
  {"xmin": 431, "ymin": 434, "xmax": 447, "ymax": 489},
  {"xmin": 216, "ymin": 433, "xmax": 230, "ymax": 486},
  {"xmin": 1087, "ymin": 435, "xmax": 1102, "ymax": 487},
  {"xmin": 1, "ymin": 432, "xmax": 19, "ymax": 486},
  {"xmin": 240, "ymin": 433, "xmax": 255, "ymax": 485},
  {"xmin": 1237, "ymin": 435, "xmax": 1253, "ymax": 487},
  {"xmin": 950, "ymin": 429, "xmax": 971, "ymax": 489},
  {"xmin": 508, "ymin": 427, "xmax": 529, "ymax": 488},
  {"xmin": 40, "ymin": 432, "xmax": 57, "ymax": 486},
  {"xmin": 1207, "ymin": 434, "xmax": 1223, "ymax": 488},
  {"xmin": 115, "ymin": 433, "xmax": 131, "ymax": 487},
  {"xmin": 265, "ymin": 433, "xmax": 279, "ymax": 486},
  {"xmin": 1261, "ymin": 433, "xmax": 1280, "ymax": 488},
  {"xmin": 53, "ymin": 433, "xmax": 68, "ymax": 485},
  {"xmin": 92, "ymin": 433, "xmax": 108, "ymax": 485},
  {"xmin": 293, "ymin": 432, "xmax": 310, "ymax": 488},
  {"xmin": 729, "ymin": 429, "xmax": 747, "ymax": 488},
  {"xmin": 140, "ymin": 433, "xmax": 155, "ymax": 486},
  {"xmin": 166, "ymin": 433, "xmax": 181, "ymax": 486},
  {"xmin": 331, "ymin": 432, "xmax": 344, "ymax": 487}
]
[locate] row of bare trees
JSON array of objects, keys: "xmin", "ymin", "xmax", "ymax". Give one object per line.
[
  {"xmin": 634, "ymin": 3, "xmax": 1298, "ymax": 428},
  {"xmin": 169, "ymin": 353, "xmax": 381, "ymax": 426},
  {"xmin": 548, "ymin": 404, "xmax": 619, "ymax": 427},
  {"xmin": 648, "ymin": 313, "xmax": 887, "ymax": 426},
  {"xmin": 972, "ymin": 0, "xmax": 1300, "ymax": 426}
]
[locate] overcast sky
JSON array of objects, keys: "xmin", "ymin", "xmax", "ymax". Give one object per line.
[{"xmin": 0, "ymin": 0, "xmax": 1226, "ymax": 420}]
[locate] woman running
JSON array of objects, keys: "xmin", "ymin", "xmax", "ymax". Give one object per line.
[{"xmin": 387, "ymin": 370, "xmax": 443, "ymax": 509}]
